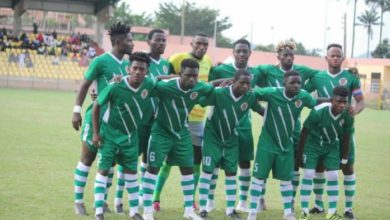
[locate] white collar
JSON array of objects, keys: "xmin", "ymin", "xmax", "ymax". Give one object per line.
[
  {"xmin": 327, "ymin": 69, "xmax": 343, "ymax": 78},
  {"xmin": 229, "ymin": 85, "xmax": 243, "ymax": 102},
  {"xmin": 107, "ymin": 52, "xmax": 123, "ymax": 64},
  {"xmin": 123, "ymin": 76, "xmax": 141, "ymax": 92},
  {"xmin": 149, "ymin": 56, "xmax": 161, "ymax": 65},
  {"xmin": 282, "ymin": 88, "xmax": 296, "ymax": 101},
  {"xmin": 328, "ymin": 105, "xmax": 341, "ymax": 120},
  {"xmin": 232, "ymin": 62, "xmax": 248, "ymax": 71},
  {"xmin": 176, "ymin": 78, "xmax": 191, "ymax": 93}
]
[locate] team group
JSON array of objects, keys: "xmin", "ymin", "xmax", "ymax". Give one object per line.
[{"xmin": 71, "ymin": 22, "xmax": 364, "ymax": 220}]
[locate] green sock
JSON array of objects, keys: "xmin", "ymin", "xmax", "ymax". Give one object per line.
[{"xmin": 153, "ymin": 162, "xmax": 171, "ymax": 202}]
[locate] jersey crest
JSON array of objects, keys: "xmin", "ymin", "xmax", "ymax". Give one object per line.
[
  {"xmin": 295, "ymin": 99, "xmax": 302, "ymax": 108},
  {"xmin": 241, "ymin": 102, "xmax": 248, "ymax": 111},
  {"xmin": 190, "ymin": 92, "xmax": 199, "ymax": 100},
  {"xmin": 339, "ymin": 77, "xmax": 348, "ymax": 86},
  {"xmin": 141, "ymin": 89, "xmax": 148, "ymax": 99},
  {"xmin": 163, "ymin": 66, "xmax": 169, "ymax": 74}
]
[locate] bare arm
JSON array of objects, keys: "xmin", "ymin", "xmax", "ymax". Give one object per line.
[
  {"xmin": 340, "ymin": 133, "xmax": 350, "ymax": 169},
  {"xmin": 72, "ymin": 79, "xmax": 93, "ymax": 130},
  {"xmin": 350, "ymin": 95, "xmax": 365, "ymax": 116},
  {"xmin": 209, "ymin": 78, "xmax": 233, "ymax": 87},
  {"xmin": 296, "ymin": 127, "xmax": 309, "ymax": 170},
  {"xmin": 92, "ymin": 101, "xmax": 101, "ymax": 148}
]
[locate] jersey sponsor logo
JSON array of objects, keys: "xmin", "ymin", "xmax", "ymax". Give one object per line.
[
  {"xmin": 339, "ymin": 119, "xmax": 344, "ymax": 127},
  {"xmin": 190, "ymin": 92, "xmax": 199, "ymax": 100},
  {"xmin": 339, "ymin": 77, "xmax": 348, "ymax": 86},
  {"xmin": 163, "ymin": 65, "xmax": 169, "ymax": 74},
  {"xmin": 295, "ymin": 99, "xmax": 302, "ymax": 108},
  {"xmin": 141, "ymin": 89, "xmax": 148, "ymax": 99},
  {"xmin": 241, "ymin": 102, "xmax": 248, "ymax": 111}
]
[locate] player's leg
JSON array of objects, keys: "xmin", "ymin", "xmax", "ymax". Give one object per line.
[
  {"xmin": 206, "ymin": 166, "xmax": 220, "ymax": 212},
  {"xmin": 189, "ymin": 122, "xmax": 205, "ymax": 198},
  {"xmin": 152, "ymin": 161, "xmax": 171, "ymax": 211},
  {"xmin": 94, "ymin": 143, "xmax": 115, "ymax": 220},
  {"xmin": 223, "ymin": 141, "xmax": 241, "ymax": 219},
  {"xmin": 74, "ymin": 141, "xmax": 97, "ymax": 215},
  {"xmin": 299, "ymin": 148, "xmax": 320, "ymax": 220},
  {"xmin": 142, "ymin": 132, "xmax": 171, "ymax": 220},
  {"xmin": 118, "ymin": 138, "xmax": 143, "ymax": 219},
  {"xmin": 114, "ymin": 165, "xmax": 125, "ymax": 213},
  {"xmin": 310, "ymin": 162, "xmax": 326, "ymax": 214},
  {"xmin": 247, "ymin": 148, "xmax": 274, "ymax": 220},
  {"xmin": 274, "ymin": 150, "xmax": 295, "ymax": 220},
  {"xmin": 236, "ymin": 127, "xmax": 254, "ymax": 212},
  {"xmin": 198, "ymin": 131, "xmax": 221, "ymax": 218},
  {"xmin": 324, "ymin": 147, "xmax": 343, "ymax": 220},
  {"xmin": 342, "ymin": 135, "xmax": 356, "ymax": 220},
  {"xmin": 136, "ymin": 124, "xmax": 151, "ymax": 209}
]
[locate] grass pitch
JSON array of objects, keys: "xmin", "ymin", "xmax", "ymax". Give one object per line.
[{"xmin": 0, "ymin": 88, "xmax": 389, "ymax": 220}]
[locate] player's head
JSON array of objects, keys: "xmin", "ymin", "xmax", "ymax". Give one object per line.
[
  {"xmin": 179, "ymin": 58, "xmax": 199, "ymax": 90},
  {"xmin": 233, "ymin": 69, "xmax": 252, "ymax": 96},
  {"xmin": 233, "ymin": 39, "xmax": 251, "ymax": 67},
  {"xmin": 276, "ymin": 40, "xmax": 295, "ymax": 70},
  {"xmin": 108, "ymin": 22, "xmax": 134, "ymax": 55},
  {"xmin": 325, "ymin": 43, "xmax": 344, "ymax": 69},
  {"xmin": 283, "ymin": 70, "xmax": 301, "ymax": 96},
  {"xmin": 331, "ymin": 86, "xmax": 349, "ymax": 114},
  {"xmin": 191, "ymin": 33, "xmax": 209, "ymax": 60},
  {"xmin": 128, "ymin": 52, "xmax": 151, "ymax": 87},
  {"xmin": 147, "ymin": 28, "xmax": 167, "ymax": 55}
]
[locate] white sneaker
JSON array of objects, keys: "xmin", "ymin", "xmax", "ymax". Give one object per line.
[
  {"xmin": 236, "ymin": 201, "xmax": 249, "ymax": 213},
  {"xmin": 183, "ymin": 209, "xmax": 202, "ymax": 220},
  {"xmin": 142, "ymin": 212, "xmax": 154, "ymax": 220},
  {"xmin": 206, "ymin": 200, "xmax": 215, "ymax": 212},
  {"xmin": 283, "ymin": 213, "xmax": 297, "ymax": 220},
  {"xmin": 247, "ymin": 212, "xmax": 257, "ymax": 220}
]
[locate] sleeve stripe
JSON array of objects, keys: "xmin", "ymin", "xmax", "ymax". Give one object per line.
[{"xmin": 352, "ymin": 88, "xmax": 363, "ymax": 96}]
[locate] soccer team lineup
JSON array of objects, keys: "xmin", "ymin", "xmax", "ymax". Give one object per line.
[{"xmin": 70, "ymin": 22, "xmax": 364, "ymax": 220}]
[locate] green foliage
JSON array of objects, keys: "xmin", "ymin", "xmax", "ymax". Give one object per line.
[
  {"xmin": 357, "ymin": 9, "xmax": 381, "ymax": 57},
  {"xmin": 107, "ymin": 2, "xmax": 153, "ymax": 28},
  {"xmin": 372, "ymin": 38, "xmax": 390, "ymax": 58},
  {"xmin": 254, "ymin": 44, "xmax": 274, "ymax": 52},
  {"xmin": 254, "ymin": 39, "xmax": 321, "ymax": 57}
]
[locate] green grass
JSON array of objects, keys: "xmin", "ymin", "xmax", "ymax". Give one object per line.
[{"xmin": 0, "ymin": 88, "xmax": 389, "ymax": 220}]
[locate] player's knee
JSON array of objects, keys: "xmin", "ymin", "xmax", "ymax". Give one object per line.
[
  {"xmin": 98, "ymin": 169, "xmax": 109, "ymax": 176},
  {"xmin": 315, "ymin": 164, "xmax": 325, "ymax": 172},
  {"xmin": 179, "ymin": 166, "xmax": 193, "ymax": 175},
  {"xmin": 342, "ymin": 164, "xmax": 354, "ymax": 175},
  {"xmin": 303, "ymin": 169, "xmax": 316, "ymax": 179},
  {"xmin": 239, "ymin": 161, "xmax": 250, "ymax": 169},
  {"xmin": 147, "ymin": 166, "xmax": 160, "ymax": 175},
  {"xmin": 225, "ymin": 172, "xmax": 236, "ymax": 176}
]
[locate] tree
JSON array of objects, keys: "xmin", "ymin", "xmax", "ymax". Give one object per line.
[
  {"xmin": 357, "ymin": 9, "xmax": 381, "ymax": 57},
  {"xmin": 153, "ymin": 2, "xmax": 232, "ymax": 47},
  {"xmin": 254, "ymin": 44, "xmax": 274, "ymax": 52},
  {"xmin": 350, "ymin": 0, "xmax": 359, "ymax": 57},
  {"xmin": 365, "ymin": 0, "xmax": 390, "ymax": 45},
  {"xmin": 372, "ymin": 38, "xmax": 390, "ymax": 58},
  {"xmin": 107, "ymin": 2, "xmax": 153, "ymax": 28}
]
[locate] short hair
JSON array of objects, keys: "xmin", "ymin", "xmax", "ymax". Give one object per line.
[
  {"xmin": 333, "ymin": 86, "xmax": 349, "ymax": 97},
  {"xmin": 194, "ymin": 33, "xmax": 208, "ymax": 38},
  {"xmin": 234, "ymin": 69, "xmax": 251, "ymax": 81},
  {"xmin": 275, "ymin": 40, "xmax": 296, "ymax": 53},
  {"xmin": 130, "ymin": 52, "xmax": 151, "ymax": 66},
  {"xmin": 233, "ymin": 39, "xmax": 251, "ymax": 50},
  {"xmin": 181, "ymin": 58, "xmax": 199, "ymax": 70},
  {"xmin": 284, "ymin": 70, "xmax": 301, "ymax": 78},
  {"xmin": 108, "ymin": 22, "xmax": 131, "ymax": 45},
  {"xmin": 148, "ymin": 28, "xmax": 165, "ymax": 40},
  {"xmin": 327, "ymin": 43, "xmax": 342, "ymax": 51}
]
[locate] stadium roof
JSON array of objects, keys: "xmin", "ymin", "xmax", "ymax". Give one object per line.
[{"xmin": 0, "ymin": 0, "xmax": 119, "ymax": 15}]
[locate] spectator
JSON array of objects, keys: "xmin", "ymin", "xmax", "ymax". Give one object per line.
[
  {"xmin": 52, "ymin": 55, "xmax": 60, "ymax": 65},
  {"xmin": 25, "ymin": 56, "xmax": 33, "ymax": 68},
  {"xmin": 52, "ymin": 30, "xmax": 57, "ymax": 40},
  {"xmin": 33, "ymin": 22, "xmax": 38, "ymax": 34},
  {"xmin": 8, "ymin": 52, "xmax": 17, "ymax": 63},
  {"xmin": 37, "ymin": 44, "xmax": 46, "ymax": 55},
  {"xmin": 87, "ymin": 46, "xmax": 96, "ymax": 59},
  {"xmin": 18, "ymin": 52, "xmax": 26, "ymax": 68}
]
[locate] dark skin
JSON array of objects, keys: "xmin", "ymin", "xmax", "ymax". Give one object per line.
[
  {"xmin": 233, "ymin": 43, "xmax": 251, "ymax": 69},
  {"xmin": 315, "ymin": 46, "xmax": 365, "ymax": 175},
  {"xmin": 92, "ymin": 60, "xmax": 148, "ymax": 176},
  {"xmin": 190, "ymin": 35, "xmax": 209, "ymax": 60},
  {"xmin": 296, "ymin": 95, "xmax": 351, "ymax": 170},
  {"xmin": 71, "ymin": 33, "xmax": 133, "ymax": 167},
  {"xmin": 148, "ymin": 32, "xmax": 167, "ymax": 60},
  {"xmin": 278, "ymin": 49, "xmax": 294, "ymax": 71}
]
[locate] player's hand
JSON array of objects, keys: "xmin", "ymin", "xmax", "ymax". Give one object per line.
[
  {"xmin": 220, "ymin": 78, "xmax": 233, "ymax": 87},
  {"xmin": 93, "ymin": 133, "xmax": 102, "ymax": 148},
  {"xmin": 348, "ymin": 67, "xmax": 359, "ymax": 76},
  {"xmin": 348, "ymin": 105, "xmax": 356, "ymax": 116},
  {"xmin": 72, "ymin": 113, "xmax": 82, "ymax": 131},
  {"xmin": 110, "ymin": 75, "xmax": 123, "ymax": 83}
]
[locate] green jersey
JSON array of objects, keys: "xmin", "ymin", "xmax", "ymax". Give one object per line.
[
  {"xmin": 209, "ymin": 63, "xmax": 261, "ymax": 131},
  {"xmin": 304, "ymin": 69, "xmax": 362, "ymax": 104},
  {"xmin": 303, "ymin": 103, "xmax": 354, "ymax": 149},
  {"xmin": 200, "ymin": 86, "xmax": 262, "ymax": 144},
  {"xmin": 253, "ymin": 64, "xmax": 318, "ymax": 87},
  {"xmin": 97, "ymin": 76, "xmax": 155, "ymax": 146},
  {"xmin": 254, "ymin": 87, "xmax": 317, "ymax": 153},
  {"xmin": 84, "ymin": 52, "xmax": 129, "ymax": 94},
  {"xmin": 140, "ymin": 56, "xmax": 170, "ymax": 125},
  {"xmin": 152, "ymin": 78, "xmax": 214, "ymax": 139}
]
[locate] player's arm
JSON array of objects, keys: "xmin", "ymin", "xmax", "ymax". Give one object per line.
[
  {"xmin": 296, "ymin": 127, "xmax": 309, "ymax": 169},
  {"xmin": 341, "ymin": 115, "xmax": 355, "ymax": 168},
  {"xmin": 253, "ymin": 87, "xmax": 276, "ymax": 102},
  {"xmin": 250, "ymin": 98, "xmax": 265, "ymax": 116},
  {"xmin": 350, "ymin": 94, "xmax": 365, "ymax": 116},
  {"xmin": 209, "ymin": 78, "xmax": 233, "ymax": 87},
  {"xmin": 156, "ymin": 74, "xmax": 178, "ymax": 81},
  {"xmin": 92, "ymin": 84, "xmax": 113, "ymax": 148},
  {"xmin": 72, "ymin": 58, "xmax": 100, "ymax": 130}
]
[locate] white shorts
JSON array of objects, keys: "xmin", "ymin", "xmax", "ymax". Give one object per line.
[{"xmin": 188, "ymin": 121, "xmax": 205, "ymax": 147}]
